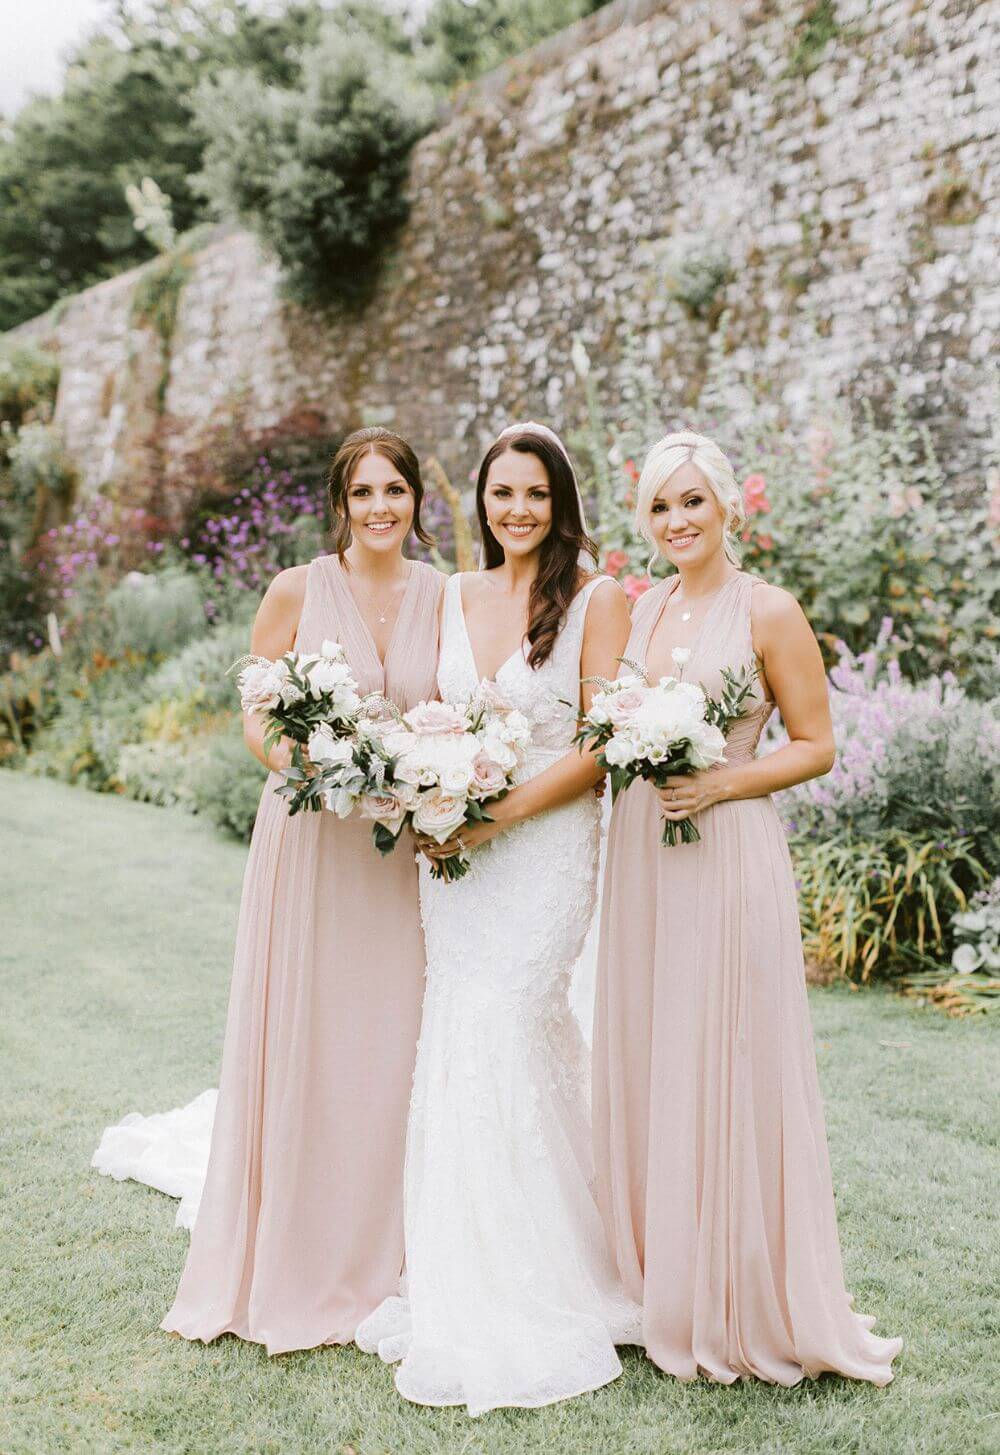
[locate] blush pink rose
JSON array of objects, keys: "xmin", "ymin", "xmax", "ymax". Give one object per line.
[
  {"xmin": 471, "ymin": 752, "xmax": 508, "ymax": 797},
  {"xmin": 604, "ymin": 549, "xmax": 629, "ymax": 577},
  {"xmin": 742, "ymin": 474, "xmax": 771, "ymax": 515},
  {"xmin": 412, "ymin": 789, "xmax": 468, "ymax": 841},
  {"xmin": 606, "ymin": 687, "xmax": 645, "ymax": 727},
  {"xmin": 358, "ymin": 791, "xmax": 407, "ymax": 835},
  {"xmin": 403, "ymin": 700, "xmax": 468, "ymax": 735}
]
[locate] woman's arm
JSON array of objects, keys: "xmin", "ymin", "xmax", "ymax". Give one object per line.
[
  {"xmin": 242, "ymin": 565, "xmax": 308, "ymax": 773},
  {"xmin": 421, "ymin": 579, "xmax": 631, "ymax": 860},
  {"xmin": 658, "ymin": 583, "xmax": 835, "ymax": 823}
]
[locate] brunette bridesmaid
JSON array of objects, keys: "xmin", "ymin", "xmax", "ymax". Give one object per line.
[
  {"xmin": 593, "ymin": 430, "xmax": 902, "ymax": 1386},
  {"xmin": 162, "ymin": 428, "xmax": 444, "ymax": 1354}
]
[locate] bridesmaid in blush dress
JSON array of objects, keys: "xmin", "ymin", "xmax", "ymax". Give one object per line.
[
  {"xmin": 593, "ymin": 431, "xmax": 902, "ymax": 1387},
  {"xmin": 160, "ymin": 428, "xmax": 444, "ymax": 1354}
]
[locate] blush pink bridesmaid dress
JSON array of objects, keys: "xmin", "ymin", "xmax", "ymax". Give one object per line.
[
  {"xmin": 593, "ymin": 572, "xmax": 902, "ymax": 1386},
  {"xmin": 161, "ymin": 555, "xmax": 443, "ymax": 1355}
]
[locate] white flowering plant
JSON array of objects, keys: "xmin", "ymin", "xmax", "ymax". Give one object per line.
[
  {"xmin": 575, "ymin": 653, "xmax": 758, "ymax": 845},
  {"xmin": 233, "ymin": 640, "xmax": 366, "ymax": 816},
  {"xmin": 363, "ymin": 683, "xmax": 532, "ymax": 881}
]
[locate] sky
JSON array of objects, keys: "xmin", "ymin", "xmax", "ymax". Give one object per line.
[{"xmin": 0, "ymin": 0, "xmax": 113, "ymax": 118}]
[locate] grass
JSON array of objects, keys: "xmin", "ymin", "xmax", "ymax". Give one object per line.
[{"xmin": 2, "ymin": 772, "xmax": 999, "ymax": 1455}]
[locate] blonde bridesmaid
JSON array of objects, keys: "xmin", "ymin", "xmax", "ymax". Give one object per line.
[
  {"xmin": 162, "ymin": 428, "xmax": 444, "ymax": 1354},
  {"xmin": 593, "ymin": 430, "xmax": 902, "ymax": 1386}
]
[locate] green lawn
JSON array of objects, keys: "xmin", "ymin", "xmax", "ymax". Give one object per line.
[{"xmin": 2, "ymin": 772, "xmax": 998, "ymax": 1455}]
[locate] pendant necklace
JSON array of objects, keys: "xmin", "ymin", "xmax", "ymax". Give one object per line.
[{"xmin": 359, "ymin": 566, "xmax": 409, "ymax": 625}]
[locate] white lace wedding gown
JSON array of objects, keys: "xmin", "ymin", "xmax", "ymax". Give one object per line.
[{"xmin": 355, "ymin": 573, "xmax": 641, "ymax": 1414}]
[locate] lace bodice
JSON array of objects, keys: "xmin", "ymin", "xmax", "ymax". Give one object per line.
[{"xmin": 438, "ymin": 572, "xmax": 611, "ymax": 774}]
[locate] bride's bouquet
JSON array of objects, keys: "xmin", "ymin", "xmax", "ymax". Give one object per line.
[
  {"xmin": 361, "ymin": 683, "xmax": 532, "ymax": 881},
  {"xmin": 575, "ymin": 654, "xmax": 758, "ymax": 845},
  {"xmin": 234, "ymin": 641, "xmax": 369, "ymax": 816}
]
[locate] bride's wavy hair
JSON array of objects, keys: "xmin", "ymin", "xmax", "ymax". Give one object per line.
[
  {"xmin": 326, "ymin": 427, "xmax": 434, "ymax": 561},
  {"xmin": 475, "ymin": 429, "xmax": 598, "ymax": 670}
]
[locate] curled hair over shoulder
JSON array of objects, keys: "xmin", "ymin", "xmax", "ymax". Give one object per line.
[
  {"xmin": 476, "ymin": 428, "xmax": 597, "ymax": 670},
  {"xmin": 634, "ymin": 430, "xmax": 746, "ymax": 567},
  {"xmin": 325, "ymin": 427, "xmax": 434, "ymax": 561}
]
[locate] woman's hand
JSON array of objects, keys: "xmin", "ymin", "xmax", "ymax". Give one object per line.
[
  {"xmin": 414, "ymin": 815, "xmax": 505, "ymax": 863},
  {"xmin": 656, "ymin": 769, "xmax": 730, "ymax": 822}
]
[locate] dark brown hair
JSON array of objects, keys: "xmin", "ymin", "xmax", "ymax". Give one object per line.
[
  {"xmin": 476, "ymin": 429, "xmax": 598, "ymax": 669},
  {"xmin": 326, "ymin": 427, "xmax": 434, "ymax": 560}
]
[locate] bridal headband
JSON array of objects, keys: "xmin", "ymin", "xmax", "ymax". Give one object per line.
[{"xmin": 484, "ymin": 420, "xmax": 593, "ymax": 568}]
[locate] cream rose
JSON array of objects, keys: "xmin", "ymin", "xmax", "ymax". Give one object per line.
[
  {"xmin": 358, "ymin": 791, "xmax": 408, "ymax": 835},
  {"xmin": 412, "ymin": 789, "xmax": 469, "ymax": 842}
]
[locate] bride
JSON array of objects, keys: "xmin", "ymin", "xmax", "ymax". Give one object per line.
[{"xmin": 355, "ymin": 422, "xmax": 641, "ymax": 1414}]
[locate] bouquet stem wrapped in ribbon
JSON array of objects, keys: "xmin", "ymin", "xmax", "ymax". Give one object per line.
[{"xmin": 575, "ymin": 655, "xmax": 758, "ymax": 845}]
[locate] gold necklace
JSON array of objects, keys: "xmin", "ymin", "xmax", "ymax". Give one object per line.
[{"xmin": 357, "ymin": 566, "xmax": 411, "ymax": 625}]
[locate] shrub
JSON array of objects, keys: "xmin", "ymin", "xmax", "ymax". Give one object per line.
[
  {"xmin": 180, "ymin": 463, "xmax": 324, "ymax": 609},
  {"xmin": 190, "ymin": 721, "xmax": 267, "ymax": 841},
  {"xmin": 145, "ymin": 615, "xmax": 254, "ymax": 714},
  {"xmin": 0, "ymin": 649, "xmax": 58, "ymax": 761},
  {"xmin": 102, "ymin": 568, "xmax": 208, "ymax": 660},
  {"xmin": 194, "ymin": 21, "xmax": 435, "ymax": 302},
  {"xmin": 0, "ymin": 341, "xmax": 60, "ymax": 442},
  {"xmin": 899, "ymin": 877, "xmax": 1000, "ymax": 1016},
  {"xmin": 774, "ymin": 626, "xmax": 1000, "ymax": 875},
  {"xmin": 792, "ymin": 831, "xmax": 989, "ymax": 982}
]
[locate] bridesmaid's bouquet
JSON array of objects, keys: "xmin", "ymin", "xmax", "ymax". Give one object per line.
[
  {"xmin": 575, "ymin": 654, "xmax": 758, "ymax": 845},
  {"xmin": 360, "ymin": 683, "xmax": 532, "ymax": 881},
  {"xmin": 234, "ymin": 641, "xmax": 370, "ymax": 816}
]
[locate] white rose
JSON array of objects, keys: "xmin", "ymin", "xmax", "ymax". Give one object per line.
[
  {"xmin": 440, "ymin": 761, "xmax": 474, "ymax": 796},
  {"xmin": 604, "ymin": 732, "xmax": 642, "ymax": 767},
  {"xmin": 671, "ymin": 646, "xmax": 692, "ymax": 669},
  {"xmin": 479, "ymin": 734, "xmax": 517, "ymax": 773},
  {"xmin": 687, "ymin": 721, "xmax": 727, "ymax": 770},
  {"xmin": 412, "ymin": 789, "xmax": 469, "ymax": 842},
  {"xmin": 320, "ymin": 639, "xmax": 347, "ymax": 661}
]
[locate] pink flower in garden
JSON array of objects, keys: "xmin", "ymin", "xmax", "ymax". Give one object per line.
[
  {"xmin": 757, "ymin": 533, "xmax": 775, "ymax": 551},
  {"xmin": 621, "ymin": 574, "xmax": 653, "ymax": 602},
  {"xmin": 604, "ymin": 549, "xmax": 629, "ymax": 577},
  {"xmin": 742, "ymin": 474, "xmax": 771, "ymax": 515},
  {"xmin": 624, "ymin": 459, "xmax": 640, "ymax": 485}
]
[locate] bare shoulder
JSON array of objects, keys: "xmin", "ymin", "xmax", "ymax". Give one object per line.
[
  {"xmin": 583, "ymin": 574, "xmax": 628, "ymax": 613},
  {"xmin": 749, "ymin": 579, "xmax": 807, "ymax": 632},
  {"xmin": 264, "ymin": 563, "xmax": 310, "ymax": 610},
  {"xmin": 460, "ymin": 569, "xmax": 496, "ymax": 605}
]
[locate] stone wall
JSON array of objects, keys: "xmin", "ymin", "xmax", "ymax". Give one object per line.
[{"xmin": 10, "ymin": 0, "xmax": 999, "ymax": 504}]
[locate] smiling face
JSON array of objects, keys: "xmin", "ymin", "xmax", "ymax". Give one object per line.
[
  {"xmin": 648, "ymin": 460, "xmax": 727, "ymax": 569},
  {"xmin": 482, "ymin": 447, "xmax": 554, "ymax": 559},
  {"xmin": 346, "ymin": 448, "xmax": 416, "ymax": 554}
]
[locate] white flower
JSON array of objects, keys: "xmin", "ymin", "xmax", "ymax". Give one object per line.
[
  {"xmin": 412, "ymin": 789, "xmax": 468, "ymax": 842},
  {"xmin": 306, "ymin": 658, "xmax": 356, "ymax": 698},
  {"xmin": 307, "ymin": 726, "xmax": 354, "ymax": 769},
  {"xmin": 604, "ymin": 732, "xmax": 642, "ymax": 767},
  {"xmin": 323, "ymin": 786, "xmax": 359, "ymax": 819},
  {"xmin": 479, "ymin": 734, "xmax": 517, "ymax": 773},
  {"xmin": 570, "ymin": 334, "xmax": 591, "ymax": 380},
  {"xmin": 279, "ymin": 677, "xmax": 306, "ymax": 707},
  {"xmin": 320, "ymin": 639, "xmax": 347, "ymax": 660},
  {"xmin": 440, "ymin": 761, "xmax": 475, "ymax": 796},
  {"xmin": 238, "ymin": 660, "xmax": 288, "ymax": 713},
  {"xmin": 671, "ymin": 646, "xmax": 692, "ymax": 669},
  {"xmin": 952, "ymin": 943, "xmax": 983, "ymax": 974},
  {"xmin": 686, "ymin": 720, "xmax": 727, "ymax": 770},
  {"xmin": 404, "ymin": 700, "xmax": 469, "ymax": 735}
]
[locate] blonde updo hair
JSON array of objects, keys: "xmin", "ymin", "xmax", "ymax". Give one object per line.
[{"xmin": 634, "ymin": 430, "xmax": 746, "ymax": 567}]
